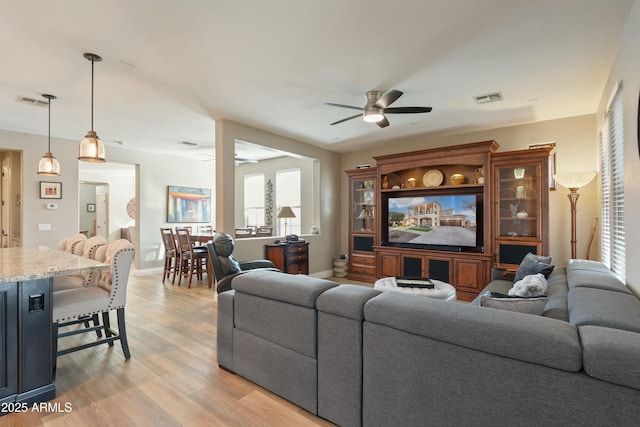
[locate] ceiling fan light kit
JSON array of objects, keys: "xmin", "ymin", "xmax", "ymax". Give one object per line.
[{"xmin": 327, "ymin": 89, "xmax": 431, "ymax": 128}]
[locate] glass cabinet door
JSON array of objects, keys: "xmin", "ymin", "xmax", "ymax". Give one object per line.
[
  {"xmin": 497, "ymin": 165, "xmax": 539, "ymax": 239},
  {"xmin": 353, "ymin": 178, "xmax": 375, "ymax": 233}
]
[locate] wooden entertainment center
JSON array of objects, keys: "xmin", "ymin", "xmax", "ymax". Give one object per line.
[{"xmin": 346, "ymin": 140, "xmax": 553, "ymax": 301}]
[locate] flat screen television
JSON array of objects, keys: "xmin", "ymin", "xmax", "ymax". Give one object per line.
[{"xmin": 382, "ymin": 192, "xmax": 483, "ymax": 252}]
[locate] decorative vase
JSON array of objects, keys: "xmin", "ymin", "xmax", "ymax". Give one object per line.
[{"xmin": 450, "ymin": 173, "xmax": 465, "ymax": 185}]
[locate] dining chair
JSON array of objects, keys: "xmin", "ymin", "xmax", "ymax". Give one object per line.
[
  {"xmin": 234, "ymin": 227, "xmax": 254, "ymax": 239},
  {"xmin": 175, "ymin": 227, "xmax": 211, "ymax": 288},
  {"xmin": 53, "ymin": 235, "xmax": 107, "ymax": 291},
  {"xmin": 160, "ymin": 227, "xmax": 178, "ymax": 284},
  {"xmin": 52, "ymin": 239, "xmax": 135, "ymax": 370},
  {"xmin": 255, "ymin": 226, "xmax": 273, "ymax": 237}
]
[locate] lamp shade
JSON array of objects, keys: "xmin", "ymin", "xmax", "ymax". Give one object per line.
[
  {"xmin": 78, "ymin": 130, "xmax": 106, "ymax": 162},
  {"xmin": 277, "ymin": 206, "xmax": 296, "ymax": 219},
  {"xmin": 38, "ymin": 152, "xmax": 61, "ymax": 176},
  {"xmin": 554, "ymin": 172, "xmax": 597, "ymax": 190}
]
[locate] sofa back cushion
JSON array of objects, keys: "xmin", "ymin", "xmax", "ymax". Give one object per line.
[
  {"xmin": 232, "ymin": 270, "xmax": 337, "ymax": 308},
  {"xmin": 579, "ymin": 325, "xmax": 640, "ymax": 390},
  {"xmin": 568, "ymin": 287, "xmax": 640, "ymax": 333},
  {"xmin": 365, "ymin": 291, "xmax": 582, "ymax": 372}
]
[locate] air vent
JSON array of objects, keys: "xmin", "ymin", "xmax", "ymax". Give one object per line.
[
  {"xmin": 15, "ymin": 96, "xmax": 49, "ymax": 108},
  {"xmin": 178, "ymin": 141, "xmax": 198, "ymax": 147},
  {"xmin": 473, "ymin": 92, "xmax": 504, "ymax": 104}
]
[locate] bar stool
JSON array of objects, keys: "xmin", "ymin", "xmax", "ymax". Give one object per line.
[{"xmin": 160, "ymin": 228, "xmax": 178, "ymax": 284}]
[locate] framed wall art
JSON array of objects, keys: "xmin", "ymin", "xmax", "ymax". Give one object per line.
[
  {"xmin": 39, "ymin": 181, "xmax": 62, "ymax": 199},
  {"xmin": 167, "ymin": 186, "xmax": 211, "ymax": 223}
]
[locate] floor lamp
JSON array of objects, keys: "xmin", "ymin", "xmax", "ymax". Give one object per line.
[
  {"xmin": 554, "ymin": 172, "xmax": 597, "ymax": 259},
  {"xmin": 277, "ymin": 206, "xmax": 296, "ymax": 237}
]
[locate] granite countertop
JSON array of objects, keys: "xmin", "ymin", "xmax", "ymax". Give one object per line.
[{"xmin": 0, "ymin": 246, "xmax": 109, "ymax": 284}]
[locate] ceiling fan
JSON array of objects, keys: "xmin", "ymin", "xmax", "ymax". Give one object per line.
[
  {"xmin": 326, "ymin": 90, "xmax": 432, "ymax": 128},
  {"xmin": 198, "ymin": 153, "xmax": 258, "ymax": 164}
]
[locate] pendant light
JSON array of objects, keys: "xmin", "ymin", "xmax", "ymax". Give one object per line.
[
  {"xmin": 78, "ymin": 52, "xmax": 106, "ymax": 162},
  {"xmin": 37, "ymin": 94, "xmax": 61, "ymax": 176}
]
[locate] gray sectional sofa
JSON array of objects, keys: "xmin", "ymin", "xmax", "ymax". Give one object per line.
[{"xmin": 217, "ymin": 261, "xmax": 640, "ymax": 427}]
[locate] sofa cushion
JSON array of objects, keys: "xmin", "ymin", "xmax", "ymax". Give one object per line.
[
  {"xmin": 514, "ymin": 256, "xmax": 554, "ymax": 282},
  {"xmin": 316, "ymin": 285, "xmax": 380, "ymax": 320},
  {"xmin": 567, "ymin": 270, "xmax": 630, "ymax": 294},
  {"xmin": 480, "ymin": 294, "xmax": 548, "ymax": 315},
  {"xmin": 365, "ymin": 291, "xmax": 582, "ymax": 372},
  {"xmin": 569, "ymin": 287, "xmax": 640, "ymax": 333},
  {"xmin": 232, "ymin": 270, "xmax": 337, "ymax": 308},
  {"xmin": 579, "ymin": 325, "xmax": 640, "ymax": 391}
]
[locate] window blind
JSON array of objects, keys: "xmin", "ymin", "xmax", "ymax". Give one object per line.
[{"xmin": 599, "ymin": 82, "xmax": 625, "ymax": 282}]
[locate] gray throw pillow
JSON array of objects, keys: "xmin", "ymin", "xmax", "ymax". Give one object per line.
[
  {"xmin": 521, "ymin": 252, "xmax": 552, "ymax": 265},
  {"xmin": 480, "ymin": 295, "xmax": 548, "ymax": 315},
  {"xmin": 514, "ymin": 256, "xmax": 554, "ymax": 282}
]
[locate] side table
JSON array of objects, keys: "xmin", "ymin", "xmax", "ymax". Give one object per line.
[{"xmin": 265, "ymin": 242, "xmax": 309, "ymax": 274}]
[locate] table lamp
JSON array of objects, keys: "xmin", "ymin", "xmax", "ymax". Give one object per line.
[{"xmin": 277, "ymin": 206, "xmax": 296, "ymax": 237}]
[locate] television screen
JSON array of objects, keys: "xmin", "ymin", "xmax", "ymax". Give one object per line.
[{"xmin": 386, "ymin": 194, "xmax": 479, "ymax": 249}]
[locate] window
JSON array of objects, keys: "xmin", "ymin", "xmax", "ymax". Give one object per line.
[
  {"xmin": 599, "ymin": 82, "xmax": 625, "ymax": 282},
  {"xmin": 243, "ymin": 173, "xmax": 265, "ymax": 227},
  {"xmin": 276, "ymin": 168, "xmax": 301, "ymax": 236}
]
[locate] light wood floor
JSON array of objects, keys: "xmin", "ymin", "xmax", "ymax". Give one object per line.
[{"xmin": 4, "ymin": 273, "xmax": 344, "ymax": 426}]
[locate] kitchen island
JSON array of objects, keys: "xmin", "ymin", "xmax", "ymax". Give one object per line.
[{"xmin": 0, "ymin": 246, "xmax": 108, "ymax": 409}]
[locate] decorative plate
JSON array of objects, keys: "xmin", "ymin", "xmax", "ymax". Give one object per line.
[
  {"xmin": 423, "ymin": 169, "xmax": 444, "ymax": 187},
  {"xmin": 126, "ymin": 197, "xmax": 136, "ymax": 219}
]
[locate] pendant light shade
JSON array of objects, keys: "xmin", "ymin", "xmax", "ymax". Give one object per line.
[
  {"xmin": 38, "ymin": 94, "xmax": 61, "ymax": 176},
  {"xmin": 78, "ymin": 52, "xmax": 106, "ymax": 162}
]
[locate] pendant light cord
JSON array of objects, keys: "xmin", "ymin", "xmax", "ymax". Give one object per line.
[
  {"xmin": 48, "ymin": 97, "xmax": 51, "ymax": 151},
  {"xmin": 90, "ymin": 56, "xmax": 94, "ymax": 131}
]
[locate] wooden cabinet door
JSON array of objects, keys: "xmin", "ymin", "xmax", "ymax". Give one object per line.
[
  {"xmin": 378, "ymin": 252, "xmax": 401, "ymax": 277},
  {"xmin": 453, "ymin": 258, "xmax": 483, "ymax": 292}
]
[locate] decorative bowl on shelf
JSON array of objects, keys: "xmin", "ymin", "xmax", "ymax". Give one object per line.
[
  {"xmin": 450, "ymin": 173, "xmax": 465, "ymax": 185},
  {"xmin": 516, "ymin": 211, "xmax": 529, "ymax": 218}
]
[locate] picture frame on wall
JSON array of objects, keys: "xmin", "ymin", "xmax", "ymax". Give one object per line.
[
  {"xmin": 87, "ymin": 203, "xmax": 96, "ymax": 212},
  {"xmin": 167, "ymin": 185, "xmax": 211, "ymax": 223},
  {"xmin": 39, "ymin": 181, "xmax": 62, "ymax": 199}
]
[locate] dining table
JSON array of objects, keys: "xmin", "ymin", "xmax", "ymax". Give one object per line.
[{"xmin": 0, "ymin": 246, "xmax": 109, "ymax": 407}]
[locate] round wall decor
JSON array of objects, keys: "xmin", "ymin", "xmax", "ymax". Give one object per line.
[{"xmin": 126, "ymin": 197, "xmax": 136, "ymax": 219}]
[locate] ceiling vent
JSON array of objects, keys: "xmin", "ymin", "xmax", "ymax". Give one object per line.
[
  {"xmin": 473, "ymin": 92, "xmax": 504, "ymax": 104},
  {"xmin": 178, "ymin": 141, "xmax": 198, "ymax": 147},
  {"xmin": 15, "ymin": 96, "xmax": 49, "ymax": 108}
]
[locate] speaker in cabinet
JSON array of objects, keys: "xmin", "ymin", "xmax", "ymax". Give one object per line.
[
  {"xmin": 499, "ymin": 244, "xmax": 538, "ymax": 265},
  {"xmin": 429, "ymin": 259, "xmax": 450, "ymax": 283},
  {"xmin": 403, "ymin": 257, "xmax": 422, "ymax": 277},
  {"xmin": 353, "ymin": 236, "xmax": 374, "ymax": 252}
]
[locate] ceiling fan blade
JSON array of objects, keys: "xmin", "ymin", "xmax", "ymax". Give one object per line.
[
  {"xmin": 330, "ymin": 113, "xmax": 362, "ymax": 125},
  {"xmin": 376, "ymin": 116, "xmax": 390, "ymax": 128},
  {"xmin": 384, "ymin": 106, "xmax": 432, "ymax": 114},
  {"xmin": 375, "ymin": 90, "xmax": 403, "ymax": 108},
  {"xmin": 325, "ymin": 102, "xmax": 363, "ymax": 111}
]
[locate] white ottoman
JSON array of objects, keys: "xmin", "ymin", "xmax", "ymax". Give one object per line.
[{"xmin": 374, "ymin": 277, "xmax": 457, "ymax": 301}]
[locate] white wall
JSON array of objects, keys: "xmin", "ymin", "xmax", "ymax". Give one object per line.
[
  {"xmin": 0, "ymin": 129, "xmax": 80, "ymax": 248},
  {"xmin": 596, "ymin": 0, "xmax": 640, "ymax": 294},
  {"xmin": 340, "ymin": 114, "xmax": 600, "ymax": 269}
]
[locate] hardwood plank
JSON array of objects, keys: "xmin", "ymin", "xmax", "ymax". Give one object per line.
[{"xmin": 2, "ymin": 273, "xmax": 341, "ymax": 426}]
